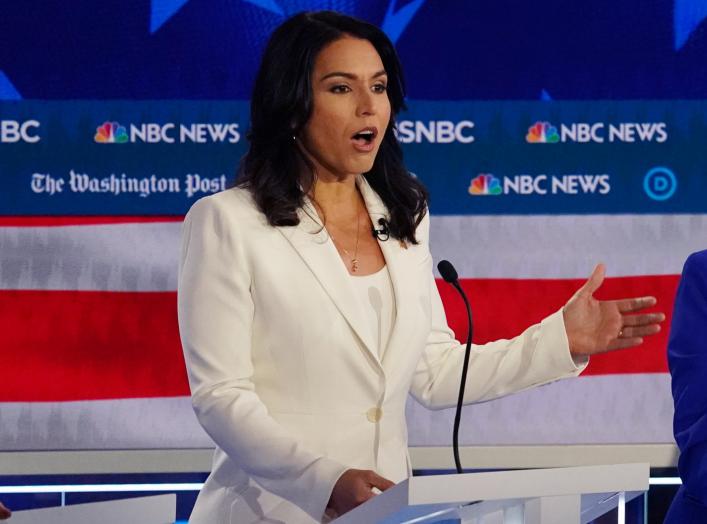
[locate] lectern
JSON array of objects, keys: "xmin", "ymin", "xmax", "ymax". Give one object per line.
[{"xmin": 332, "ymin": 463, "xmax": 648, "ymax": 524}]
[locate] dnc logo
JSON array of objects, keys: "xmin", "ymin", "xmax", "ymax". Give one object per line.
[
  {"xmin": 94, "ymin": 121, "xmax": 129, "ymax": 143},
  {"xmin": 468, "ymin": 174, "xmax": 502, "ymax": 195},
  {"xmin": 526, "ymin": 121, "xmax": 560, "ymax": 143},
  {"xmin": 643, "ymin": 166, "xmax": 677, "ymax": 201}
]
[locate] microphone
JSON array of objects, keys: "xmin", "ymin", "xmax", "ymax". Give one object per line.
[
  {"xmin": 437, "ymin": 259, "xmax": 474, "ymax": 475},
  {"xmin": 371, "ymin": 218, "xmax": 390, "ymax": 241},
  {"xmin": 437, "ymin": 260, "xmax": 458, "ymax": 283}
]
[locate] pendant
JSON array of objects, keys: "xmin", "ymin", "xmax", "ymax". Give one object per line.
[{"xmin": 351, "ymin": 259, "xmax": 359, "ymax": 272}]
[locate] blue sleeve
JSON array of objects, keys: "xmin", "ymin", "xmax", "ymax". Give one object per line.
[{"xmin": 669, "ymin": 250, "xmax": 707, "ymax": 504}]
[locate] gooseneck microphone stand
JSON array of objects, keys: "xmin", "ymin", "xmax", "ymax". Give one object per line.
[{"xmin": 437, "ymin": 260, "xmax": 474, "ymax": 474}]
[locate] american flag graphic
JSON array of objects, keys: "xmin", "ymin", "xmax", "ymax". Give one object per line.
[{"xmin": 1, "ymin": 211, "xmax": 700, "ymax": 450}]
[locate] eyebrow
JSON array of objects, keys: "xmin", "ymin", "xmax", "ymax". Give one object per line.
[{"xmin": 319, "ymin": 70, "xmax": 388, "ymax": 82}]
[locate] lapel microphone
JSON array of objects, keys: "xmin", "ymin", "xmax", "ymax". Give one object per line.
[
  {"xmin": 371, "ymin": 218, "xmax": 390, "ymax": 241},
  {"xmin": 437, "ymin": 260, "xmax": 474, "ymax": 475}
]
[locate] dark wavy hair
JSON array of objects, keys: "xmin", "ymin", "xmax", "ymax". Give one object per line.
[{"xmin": 236, "ymin": 10, "xmax": 428, "ymax": 244}]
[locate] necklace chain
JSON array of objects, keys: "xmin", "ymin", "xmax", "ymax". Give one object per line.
[
  {"xmin": 336, "ymin": 210, "xmax": 361, "ymax": 273},
  {"xmin": 306, "ymin": 195, "xmax": 364, "ymax": 274}
]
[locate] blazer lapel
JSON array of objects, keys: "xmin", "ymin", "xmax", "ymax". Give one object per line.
[{"xmin": 276, "ymin": 198, "xmax": 381, "ymax": 369}]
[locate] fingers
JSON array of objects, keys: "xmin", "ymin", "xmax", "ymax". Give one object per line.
[
  {"xmin": 0, "ymin": 501, "xmax": 10, "ymax": 520},
  {"xmin": 356, "ymin": 471, "xmax": 392, "ymax": 506},
  {"xmin": 619, "ymin": 324, "xmax": 661, "ymax": 338},
  {"xmin": 621, "ymin": 312, "xmax": 665, "ymax": 327},
  {"xmin": 329, "ymin": 469, "xmax": 392, "ymax": 516},
  {"xmin": 577, "ymin": 263, "xmax": 606, "ymax": 298},
  {"xmin": 366, "ymin": 471, "xmax": 395, "ymax": 491},
  {"xmin": 356, "ymin": 488, "xmax": 376, "ymax": 505},
  {"xmin": 607, "ymin": 337, "xmax": 644, "ymax": 351},
  {"xmin": 616, "ymin": 311, "xmax": 664, "ymax": 340},
  {"xmin": 614, "ymin": 296, "xmax": 657, "ymax": 313}
]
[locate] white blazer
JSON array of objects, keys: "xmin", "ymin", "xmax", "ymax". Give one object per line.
[{"xmin": 177, "ymin": 176, "xmax": 586, "ymax": 524}]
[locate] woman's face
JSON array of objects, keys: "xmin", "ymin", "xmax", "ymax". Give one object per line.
[{"xmin": 300, "ymin": 36, "xmax": 391, "ymax": 180}]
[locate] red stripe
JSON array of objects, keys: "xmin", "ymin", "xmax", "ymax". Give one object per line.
[
  {"xmin": 438, "ymin": 275, "xmax": 679, "ymax": 376},
  {"xmin": 0, "ymin": 275, "xmax": 679, "ymax": 402},
  {"xmin": 0, "ymin": 216, "xmax": 184, "ymax": 227},
  {"xmin": 0, "ymin": 290, "xmax": 188, "ymax": 401}
]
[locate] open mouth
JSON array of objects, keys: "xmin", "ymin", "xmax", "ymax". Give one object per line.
[{"xmin": 351, "ymin": 127, "xmax": 378, "ymax": 145}]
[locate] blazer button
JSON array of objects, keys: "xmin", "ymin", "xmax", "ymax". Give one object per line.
[{"xmin": 366, "ymin": 407, "xmax": 383, "ymax": 423}]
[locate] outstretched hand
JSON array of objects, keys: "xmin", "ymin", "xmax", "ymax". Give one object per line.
[{"xmin": 563, "ymin": 264, "xmax": 665, "ymax": 357}]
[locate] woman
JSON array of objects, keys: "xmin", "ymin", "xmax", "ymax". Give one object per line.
[{"xmin": 178, "ymin": 11, "xmax": 664, "ymax": 523}]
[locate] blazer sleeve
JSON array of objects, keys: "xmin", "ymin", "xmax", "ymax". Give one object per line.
[
  {"xmin": 178, "ymin": 196, "xmax": 347, "ymax": 521},
  {"xmin": 409, "ymin": 212, "xmax": 587, "ymax": 409},
  {"xmin": 669, "ymin": 250, "xmax": 707, "ymax": 505}
]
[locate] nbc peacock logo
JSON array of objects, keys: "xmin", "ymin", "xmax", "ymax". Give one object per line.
[
  {"xmin": 468, "ymin": 174, "xmax": 503, "ymax": 196},
  {"xmin": 526, "ymin": 121, "xmax": 560, "ymax": 143},
  {"xmin": 94, "ymin": 121, "xmax": 129, "ymax": 143}
]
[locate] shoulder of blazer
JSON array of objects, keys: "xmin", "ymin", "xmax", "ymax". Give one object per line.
[{"xmin": 185, "ymin": 186, "xmax": 269, "ymax": 233}]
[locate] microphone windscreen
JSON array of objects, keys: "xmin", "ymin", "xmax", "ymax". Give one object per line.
[{"xmin": 437, "ymin": 260, "xmax": 458, "ymax": 283}]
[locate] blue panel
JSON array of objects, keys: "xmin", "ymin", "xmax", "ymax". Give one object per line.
[{"xmin": 2, "ymin": 99, "xmax": 706, "ymax": 216}]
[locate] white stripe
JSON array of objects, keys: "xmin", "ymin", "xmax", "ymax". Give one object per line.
[
  {"xmin": 1, "ymin": 214, "xmax": 704, "ymax": 291},
  {"xmin": 0, "ymin": 375, "xmax": 675, "ymax": 450},
  {"xmin": 649, "ymin": 477, "xmax": 682, "ymax": 485},
  {"xmin": 406, "ymin": 373, "xmax": 674, "ymax": 445},
  {"xmin": 430, "ymin": 214, "xmax": 707, "ymax": 278},
  {"xmin": 0, "ymin": 222, "xmax": 181, "ymax": 291},
  {"xmin": 0, "ymin": 397, "xmax": 212, "ymax": 450}
]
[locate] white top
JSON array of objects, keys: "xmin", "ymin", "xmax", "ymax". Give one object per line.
[{"xmin": 349, "ymin": 265, "xmax": 396, "ymax": 359}]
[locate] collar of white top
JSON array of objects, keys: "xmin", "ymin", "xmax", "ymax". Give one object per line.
[{"xmin": 349, "ymin": 265, "xmax": 387, "ymax": 279}]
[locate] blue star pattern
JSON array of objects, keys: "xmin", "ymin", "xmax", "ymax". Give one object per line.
[
  {"xmin": 674, "ymin": 0, "xmax": 707, "ymax": 49},
  {"xmin": 0, "ymin": 71, "xmax": 21, "ymax": 100},
  {"xmin": 382, "ymin": 0, "xmax": 426, "ymax": 43},
  {"xmin": 242, "ymin": 0, "xmax": 285, "ymax": 16},
  {"xmin": 150, "ymin": 0, "xmax": 422, "ymax": 41},
  {"xmin": 151, "ymin": 0, "xmax": 191, "ymax": 33},
  {"xmin": 2, "ymin": 0, "xmax": 707, "ymax": 99}
]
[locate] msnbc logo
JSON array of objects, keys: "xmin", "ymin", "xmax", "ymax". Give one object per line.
[
  {"xmin": 468, "ymin": 174, "xmax": 502, "ymax": 195},
  {"xmin": 526, "ymin": 121, "xmax": 560, "ymax": 143},
  {"xmin": 95, "ymin": 121, "xmax": 129, "ymax": 143}
]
